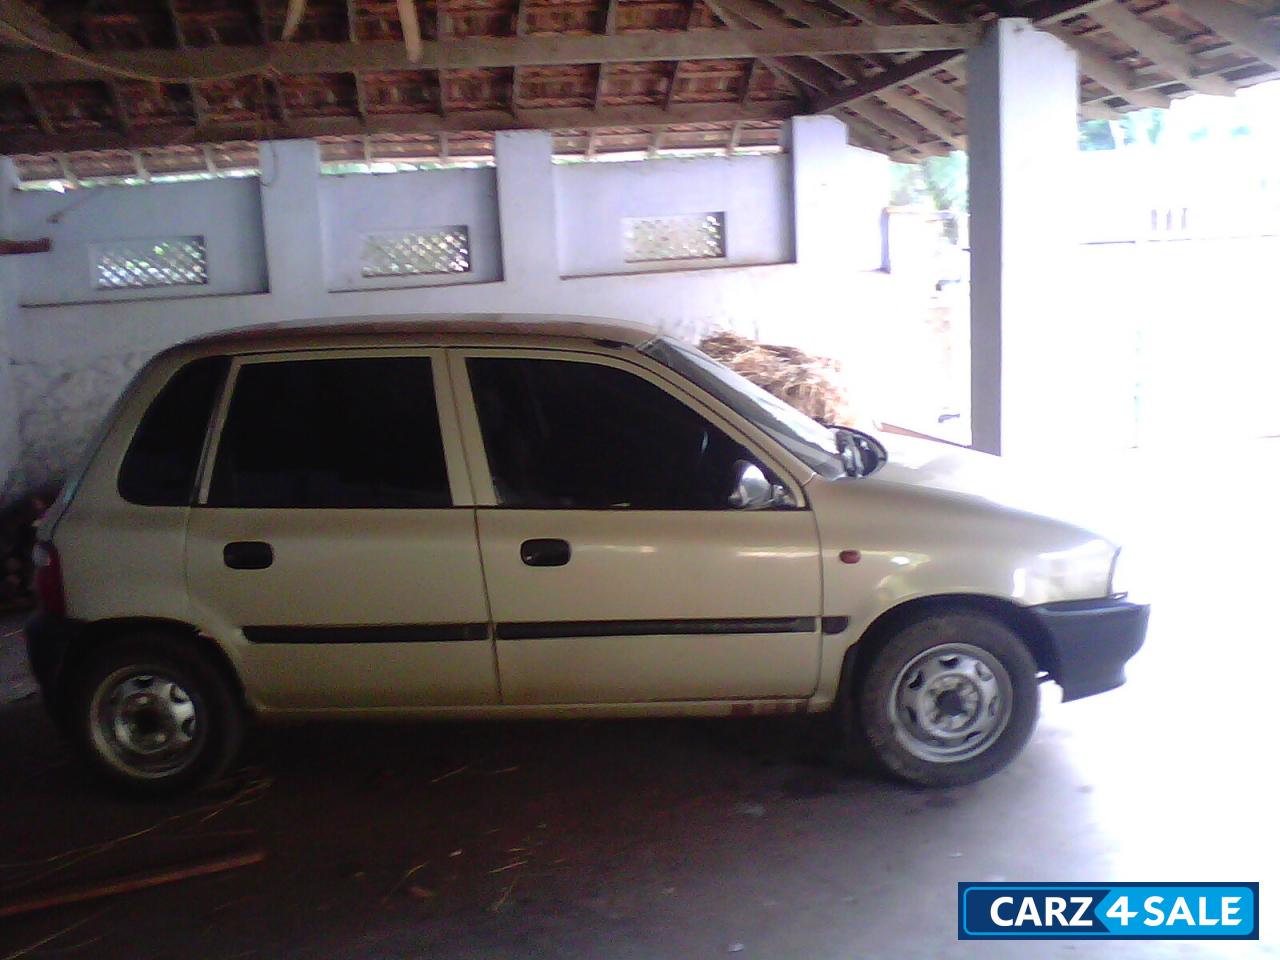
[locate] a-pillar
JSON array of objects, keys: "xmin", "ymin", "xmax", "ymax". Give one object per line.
[{"xmin": 968, "ymin": 18, "xmax": 1081, "ymax": 457}]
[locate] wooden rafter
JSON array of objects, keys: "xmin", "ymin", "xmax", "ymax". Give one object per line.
[
  {"xmin": 664, "ymin": 0, "xmax": 700, "ymax": 114},
  {"xmin": 1, "ymin": 99, "xmax": 798, "ymax": 154},
  {"xmin": 1089, "ymin": 2, "xmax": 1234, "ymax": 95},
  {"xmin": 436, "ymin": 0, "xmax": 449, "ymax": 115},
  {"xmin": 845, "ymin": 96, "xmax": 946, "ymax": 154},
  {"xmin": 1041, "ymin": 24, "xmax": 1173, "ymax": 108},
  {"xmin": 348, "ymin": 0, "xmax": 370, "ymax": 123},
  {"xmin": 0, "ymin": 0, "xmax": 85, "ymax": 55},
  {"xmin": 397, "ymin": 0, "xmax": 423, "ymax": 63},
  {"xmin": 18, "ymin": 82, "xmax": 53, "ymax": 134},
  {"xmin": 701, "ymin": 0, "xmax": 825, "ymax": 96},
  {"xmin": 282, "ymin": 0, "xmax": 308, "ymax": 40},
  {"xmin": 593, "ymin": 0, "xmax": 619, "ymax": 113},
  {"xmin": 1171, "ymin": 0, "xmax": 1280, "ymax": 72},
  {"xmin": 878, "ymin": 89, "xmax": 963, "ymax": 147},
  {"xmin": 512, "ymin": 0, "xmax": 527, "ymax": 112},
  {"xmin": 721, "ymin": 0, "xmax": 865, "ymax": 80},
  {"xmin": 908, "ymin": 74, "xmax": 965, "ymax": 116},
  {"xmin": 0, "ymin": 25, "xmax": 980, "ymax": 84}
]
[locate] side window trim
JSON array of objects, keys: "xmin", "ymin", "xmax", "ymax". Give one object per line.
[
  {"xmin": 193, "ymin": 348, "xmax": 471, "ymax": 508},
  {"xmin": 447, "ymin": 348, "xmax": 806, "ymax": 510}
]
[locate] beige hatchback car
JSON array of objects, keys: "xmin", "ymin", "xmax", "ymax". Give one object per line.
[{"xmin": 26, "ymin": 316, "xmax": 1147, "ymax": 796}]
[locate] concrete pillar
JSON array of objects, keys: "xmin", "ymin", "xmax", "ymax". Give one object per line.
[
  {"xmin": 787, "ymin": 115, "xmax": 888, "ymax": 273},
  {"xmin": 967, "ymin": 19, "xmax": 1080, "ymax": 457},
  {"xmin": 259, "ymin": 139, "xmax": 324, "ymax": 314},
  {"xmin": 0, "ymin": 159, "xmax": 23, "ymax": 501},
  {"xmin": 495, "ymin": 131, "xmax": 558, "ymax": 289}
]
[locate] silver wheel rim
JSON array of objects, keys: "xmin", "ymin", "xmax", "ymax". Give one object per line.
[
  {"xmin": 887, "ymin": 642, "xmax": 1012, "ymax": 764},
  {"xmin": 89, "ymin": 667, "xmax": 201, "ymax": 779}
]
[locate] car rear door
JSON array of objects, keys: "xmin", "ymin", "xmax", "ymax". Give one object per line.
[
  {"xmin": 450, "ymin": 348, "xmax": 823, "ymax": 705},
  {"xmin": 185, "ymin": 349, "xmax": 497, "ymax": 710}
]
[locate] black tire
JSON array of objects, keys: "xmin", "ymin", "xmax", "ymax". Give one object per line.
[
  {"xmin": 846, "ymin": 612, "xmax": 1039, "ymax": 787},
  {"xmin": 68, "ymin": 635, "xmax": 244, "ymax": 798}
]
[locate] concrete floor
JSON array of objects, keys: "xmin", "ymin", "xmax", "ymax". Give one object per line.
[{"xmin": 1, "ymin": 441, "xmax": 1276, "ymax": 960}]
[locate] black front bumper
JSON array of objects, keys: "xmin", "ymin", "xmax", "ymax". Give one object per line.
[
  {"xmin": 1029, "ymin": 597, "xmax": 1149, "ymax": 702},
  {"xmin": 23, "ymin": 613, "xmax": 83, "ymax": 711}
]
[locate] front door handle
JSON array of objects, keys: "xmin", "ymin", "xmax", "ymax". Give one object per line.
[
  {"xmin": 520, "ymin": 538, "xmax": 571, "ymax": 567},
  {"xmin": 223, "ymin": 541, "xmax": 274, "ymax": 570}
]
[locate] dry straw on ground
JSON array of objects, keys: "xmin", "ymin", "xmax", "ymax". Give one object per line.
[{"xmin": 698, "ymin": 331, "xmax": 859, "ymax": 427}]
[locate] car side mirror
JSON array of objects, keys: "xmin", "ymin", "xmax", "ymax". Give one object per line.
[{"xmin": 728, "ymin": 461, "xmax": 792, "ymax": 510}]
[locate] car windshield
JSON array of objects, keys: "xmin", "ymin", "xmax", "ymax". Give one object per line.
[{"xmin": 640, "ymin": 336, "xmax": 846, "ymax": 480}]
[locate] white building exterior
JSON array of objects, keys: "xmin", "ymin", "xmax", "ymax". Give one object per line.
[{"xmin": 0, "ymin": 116, "xmax": 894, "ymax": 501}]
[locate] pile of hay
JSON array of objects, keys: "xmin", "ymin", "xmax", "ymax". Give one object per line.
[{"xmin": 698, "ymin": 331, "xmax": 859, "ymax": 427}]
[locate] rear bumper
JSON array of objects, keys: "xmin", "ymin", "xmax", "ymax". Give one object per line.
[
  {"xmin": 23, "ymin": 613, "xmax": 83, "ymax": 711},
  {"xmin": 1029, "ymin": 597, "xmax": 1149, "ymax": 702}
]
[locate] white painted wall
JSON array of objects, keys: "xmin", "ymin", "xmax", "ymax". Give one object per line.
[
  {"xmin": 320, "ymin": 166, "xmax": 502, "ymax": 290},
  {"xmin": 8, "ymin": 178, "xmax": 268, "ymax": 306},
  {"xmin": 0, "ymin": 116, "xmax": 892, "ymax": 498},
  {"xmin": 554, "ymin": 153, "xmax": 793, "ymax": 277}
]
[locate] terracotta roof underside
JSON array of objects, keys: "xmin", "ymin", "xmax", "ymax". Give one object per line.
[{"xmin": 0, "ymin": 0, "xmax": 1276, "ymax": 181}]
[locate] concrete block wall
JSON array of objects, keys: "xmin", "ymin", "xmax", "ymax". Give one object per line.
[{"xmin": 0, "ymin": 115, "xmax": 892, "ymax": 498}]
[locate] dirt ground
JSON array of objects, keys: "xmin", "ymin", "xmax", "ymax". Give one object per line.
[{"xmin": 1, "ymin": 442, "xmax": 1277, "ymax": 960}]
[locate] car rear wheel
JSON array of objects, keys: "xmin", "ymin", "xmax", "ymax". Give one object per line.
[
  {"xmin": 850, "ymin": 612, "xmax": 1039, "ymax": 787},
  {"xmin": 70, "ymin": 635, "xmax": 243, "ymax": 797}
]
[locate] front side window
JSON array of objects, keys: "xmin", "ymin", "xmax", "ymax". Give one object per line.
[
  {"xmin": 208, "ymin": 356, "xmax": 450, "ymax": 508},
  {"xmin": 119, "ymin": 355, "xmax": 229, "ymax": 506},
  {"xmin": 467, "ymin": 357, "xmax": 769, "ymax": 510}
]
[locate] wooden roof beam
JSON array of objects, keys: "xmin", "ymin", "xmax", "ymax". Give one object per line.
[
  {"xmin": 0, "ymin": 25, "xmax": 982, "ymax": 83},
  {"xmin": 282, "ymin": 0, "xmax": 308, "ymax": 41},
  {"xmin": 1172, "ymin": 0, "xmax": 1280, "ymax": 72},
  {"xmin": 0, "ymin": 100, "xmax": 800, "ymax": 154},
  {"xmin": 877, "ymin": 89, "xmax": 964, "ymax": 147},
  {"xmin": 1088, "ymin": 2, "xmax": 1235, "ymax": 96},
  {"xmin": 397, "ymin": 0, "xmax": 423, "ymax": 63},
  {"xmin": 847, "ymin": 97, "xmax": 947, "ymax": 155},
  {"xmin": 0, "ymin": 0, "xmax": 86, "ymax": 55},
  {"xmin": 1040, "ymin": 25, "xmax": 1172, "ymax": 108},
  {"xmin": 592, "ymin": 0, "xmax": 618, "ymax": 111},
  {"xmin": 905, "ymin": 74, "xmax": 965, "ymax": 116}
]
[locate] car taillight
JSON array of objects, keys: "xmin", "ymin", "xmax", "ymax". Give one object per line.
[{"xmin": 32, "ymin": 542, "xmax": 66, "ymax": 618}]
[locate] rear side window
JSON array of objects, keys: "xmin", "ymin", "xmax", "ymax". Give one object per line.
[
  {"xmin": 118, "ymin": 356, "xmax": 229, "ymax": 506},
  {"xmin": 208, "ymin": 356, "xmax": 450, "ymax": 509}
]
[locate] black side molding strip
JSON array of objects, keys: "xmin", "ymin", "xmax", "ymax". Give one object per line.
[
  {"xmin": 244, "ymin": 623, "xmax": 488, "ymax": 644},
  {"xmin": 496, "ymin": 617, "xmax": 817, "ymax": 641},
  {"xmin": 821, "ymin": 616, "xmax": 850, "ymax": 635}
]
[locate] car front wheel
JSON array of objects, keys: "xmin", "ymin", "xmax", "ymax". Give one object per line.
[{"xmin": 852, "ymin": 612, "xmax": 1039, "ymax": 787}]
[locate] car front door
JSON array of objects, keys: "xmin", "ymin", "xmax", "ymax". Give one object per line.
[
  {"xmin": 451, "ymin": 349, "xmax": 823, "ymax": 705},
  {"xmin": 185, "ymin": 350, "xmax": 497, "ymax": 710}
]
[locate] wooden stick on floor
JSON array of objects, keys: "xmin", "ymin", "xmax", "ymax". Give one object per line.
[{"xmin": 0, "ymin": 847, "xmax": 266, "ymax": 919}]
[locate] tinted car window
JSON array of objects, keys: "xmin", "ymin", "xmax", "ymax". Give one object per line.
[
  {"xmin": 119, "ymin": 356, "xmax": 229, "ymax": 506},
  {"xmin": 467, "ymin": 357, "xmax": 762, "ymax": 510},
  {"xmin": 209, "ymin": 357, "xmax": 450, "ymax": 508}
]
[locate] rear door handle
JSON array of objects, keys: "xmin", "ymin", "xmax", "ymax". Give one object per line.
[
  {"xmin": 223, "ymin": 541, "xmax": 274, "ymax": 570},
  {"xmin": 520, "ymin": 538, "xmax": 571, "ymax": 567}
]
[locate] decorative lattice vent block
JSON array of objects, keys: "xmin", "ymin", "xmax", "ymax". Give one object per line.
[
  {"xmin": 92, "ymin": 236, "xmax": 208, "ymax": 290},
  {"xmin": 360, "ymin": 227, "xmax": 471, "ymax": 277},
  {"xmin": 623, "ymin": 213, "xmax": 725, "ymax": 263}
]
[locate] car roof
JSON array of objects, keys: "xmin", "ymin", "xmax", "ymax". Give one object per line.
[{"xmin": 178, "ymin": 314, "xmax": 658, "ymax": 355}]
